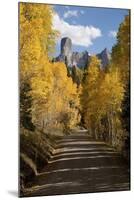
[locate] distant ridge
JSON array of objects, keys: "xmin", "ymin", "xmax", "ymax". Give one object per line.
[{"xmin": 54, "ymin": 37, "xmax": 111, "ymax": 69}]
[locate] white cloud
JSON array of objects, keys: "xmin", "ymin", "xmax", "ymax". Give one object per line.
[
  {"xmin": 53, "ymin": 13, "xmax": 102, "ymax": 47},
  {"xmin": 63, "ymin": 10, "xmax": 78, "ymax": 19},
  {"xmin": 109, "ymin": 30, "xmax": 117, "ymax": 38},
  {"xmin": 63, "ymin": 9, "xmax": 85, "ymax": 19}
]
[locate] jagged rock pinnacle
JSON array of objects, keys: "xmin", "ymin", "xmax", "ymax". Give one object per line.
[{"xmin": 55, "ymin": 38, "xmax": 110, "ymax": 69}]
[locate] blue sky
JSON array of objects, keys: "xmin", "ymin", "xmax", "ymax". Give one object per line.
[{"xmin": 52, "ymin": 5, "xmax": 129, "ymax": 56}]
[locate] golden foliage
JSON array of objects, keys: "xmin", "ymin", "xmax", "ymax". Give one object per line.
[
  {"xmin": 20, "ymin": 3, "xmax": 80, "ymax": 131},
  {"xmin": 81, "ymin": 56, "xmax": 125, "ymax": 143},
  {"xmin": 112, "ymin": 14, "xmax": 130, "ymax": 83},
  {"xmin": 19, "ymin": 3, "xmax": 57, "ymax": 81},
  {"xmin": 30, "ymin": 61, "xmax": 80, "ymax": 130}
]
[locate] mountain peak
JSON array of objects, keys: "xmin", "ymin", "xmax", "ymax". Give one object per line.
[
  {"xmin": 101, "ymin": 48, "xmax": 109, "ymax": 54},
  {"xmin": 61, "ymin": 37, "xmax": 72, "ymax": 57},
  {"xmin": 97, "ymin": 48, "xmax": 111, "ymax": 68},
  {"xmin": 55, "ymin": 38, "xmax": 111, "ymax": 69}
]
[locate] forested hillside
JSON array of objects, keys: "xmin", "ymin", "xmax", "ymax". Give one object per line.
[{"xmin": 19, "ymin": 3, "xmax": 130, "ymax": 194}]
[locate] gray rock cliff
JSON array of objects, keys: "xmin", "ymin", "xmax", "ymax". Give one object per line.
[
  {"xmin": 54, "ymin": 37, "xmax": 110, "ymax": 69},
  {"xmin": 96, "ymin": 48, "xmax": 111, "ymax": 68}
]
